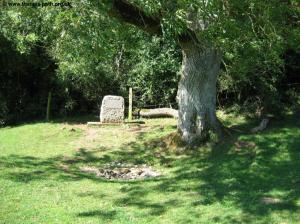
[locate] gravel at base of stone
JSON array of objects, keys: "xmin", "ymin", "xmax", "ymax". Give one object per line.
[{"xmin": 80, "ymin": 163, "xmax": 161, "ymax": 180}]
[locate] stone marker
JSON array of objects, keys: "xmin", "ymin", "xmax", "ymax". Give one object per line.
[{"xmin": 100, "ymin": 95, "xmax": 125, "ymax": 123}]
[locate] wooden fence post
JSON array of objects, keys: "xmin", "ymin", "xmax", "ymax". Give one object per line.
[
  {"xmin": 128, "ymin": 88, "xmax": 133, "ymax": 121},
  {"xmin": 46, "ymin": 91, "xmax": 52, "ymax": 121}
]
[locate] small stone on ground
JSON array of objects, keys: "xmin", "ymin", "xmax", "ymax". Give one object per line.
[{"xmin": 260, "ymin": 197, "xmax": 283, "ymax": 205}]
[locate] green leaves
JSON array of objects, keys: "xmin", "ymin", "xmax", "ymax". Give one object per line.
[{"xmin": 0, "ymin": 0, "xmax": 298, "ymax": 118}]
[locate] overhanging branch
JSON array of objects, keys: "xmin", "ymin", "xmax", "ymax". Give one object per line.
[
  {"xmin": 109, "ymin": 0, "xmax": 162, "ymax": 35},
  {"xmin": 108, "ymin": 0, "xmax": 199, "ymax": 45}
]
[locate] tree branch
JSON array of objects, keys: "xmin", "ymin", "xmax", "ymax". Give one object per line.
[
  {"xmin": 109, "ymin": 0, "xmax": 199, "ymax": 45},
  {"xmin": 109, "ymin": 0, "xmax": 162, "ymax": 35}
]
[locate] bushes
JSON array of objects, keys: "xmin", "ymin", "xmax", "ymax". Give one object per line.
[{"xmin": 0, "ymin": 95, "xmax": 8, "ymax": 126}]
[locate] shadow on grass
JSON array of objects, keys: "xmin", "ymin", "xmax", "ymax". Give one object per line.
[
  {"xmin": 78, "ymin": 210, "xmax": 117, "ymax": 219},
  {"xmin": 0, "ymin": 113, "xmax": 299, "ymax": 222},
  {"xmin": 1, "ymin": 114, "xmax": 98, "ymax": 129}
]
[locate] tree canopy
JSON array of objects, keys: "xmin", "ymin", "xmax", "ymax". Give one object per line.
[{"xmin": 0, "ymin": 0, "xmax": 299, "ymax": 126}]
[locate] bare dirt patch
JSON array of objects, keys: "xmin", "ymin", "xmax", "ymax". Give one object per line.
[
  {"xmin": 234, "ymin": 140, "xmax": 256, "ymax": 149},
  {"xmin": 127, "ymin": 125, "xmax": 152, "ymax": 133}
]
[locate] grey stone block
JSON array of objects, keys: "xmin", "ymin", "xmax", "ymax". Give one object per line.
[{"xmin": 100, "ymin": 95, "xmax": 125, "ymax": 123}]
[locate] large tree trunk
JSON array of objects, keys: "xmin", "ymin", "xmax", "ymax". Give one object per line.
[
  {"xmin": 177, "ymin": 40, "xmax": 222, "ymax": 145},
  {"xmin": 109, "ymin": 1, "xmax": 223, "ymax": 145}
]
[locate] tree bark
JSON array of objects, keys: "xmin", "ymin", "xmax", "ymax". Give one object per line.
[
  {"xmin": 108, "ymin": 1, "xmax": 223, "ymax": 145},
  {"xmin": 177, "ymin": 40, "xmax": 222, "ymax": 145}
]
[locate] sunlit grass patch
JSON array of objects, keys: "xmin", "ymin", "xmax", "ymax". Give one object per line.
[{"xmin": 0, "ymin": 112, "xmax": 299, "ymax": 223}]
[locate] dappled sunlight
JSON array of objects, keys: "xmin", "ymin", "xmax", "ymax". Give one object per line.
[{"xmin": 0, "ymin": 115, "xmax": 299, "ymax": 223}]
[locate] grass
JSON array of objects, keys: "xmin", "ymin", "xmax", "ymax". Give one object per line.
[{"xmin": 0, "ymin": 111, "xmax": 299, "ymax": 224}]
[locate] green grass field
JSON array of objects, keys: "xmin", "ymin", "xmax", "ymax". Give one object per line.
[{"xmin": 0, "ymin": 112, "xmax": 299, "ymax": 224}]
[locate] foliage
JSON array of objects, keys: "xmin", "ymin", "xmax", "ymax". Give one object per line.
[
  {"xmin": 124, "ymin": 36, "xmax": 181, "ymax": 108},
  {"xmin": 0, "ymin": 34, "xmax": 57, "ymax": 124},
  {"xmin": 0, "ymin": 0, "xmax": 299, "ymax": 123}
]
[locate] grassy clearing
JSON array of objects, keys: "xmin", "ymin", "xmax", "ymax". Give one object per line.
[{"xmin": 0, "ymin": 112, "xmax": 299, "ymax": 224}]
